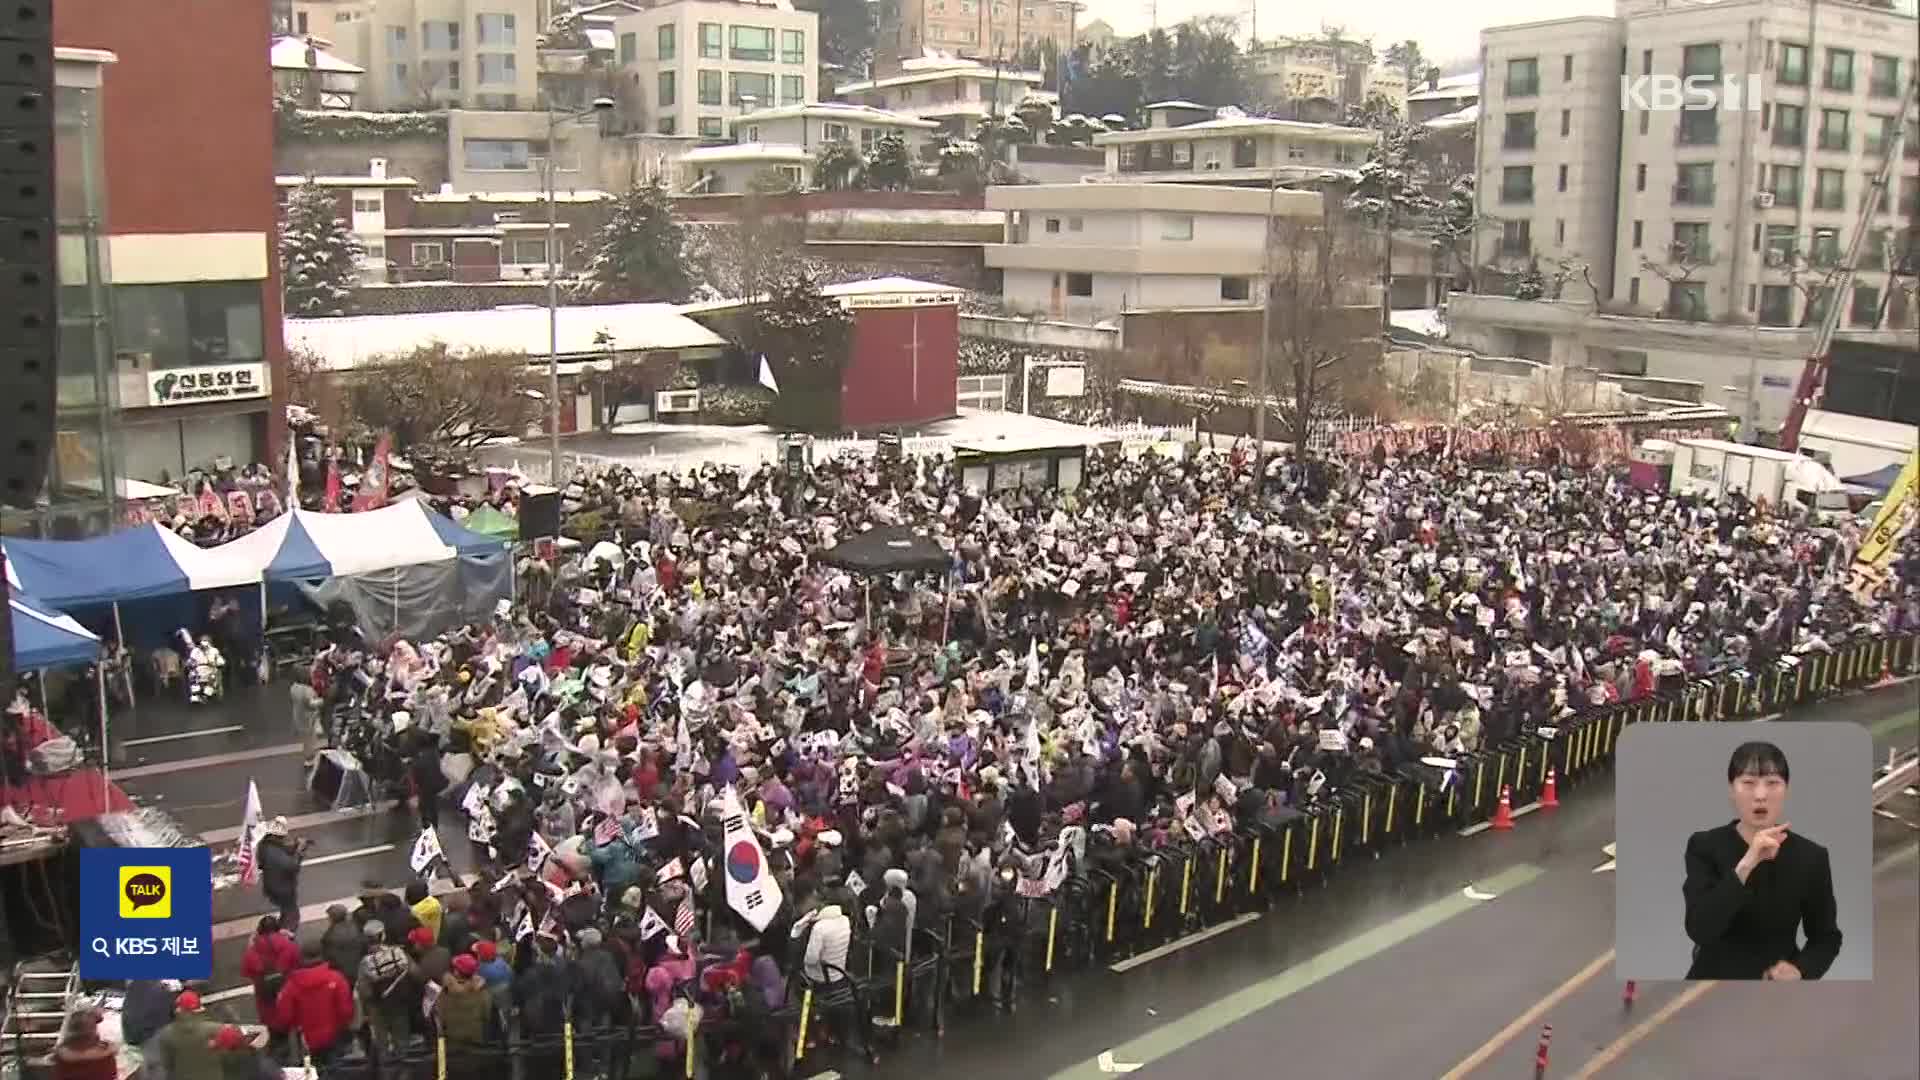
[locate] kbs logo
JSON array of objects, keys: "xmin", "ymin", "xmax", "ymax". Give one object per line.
[
  {"xmin": 1619, "ymin": 73, "xmax": 1767, "ymax": 112},
  {"xmin": 119, "ymin": 866, "xmax": 172, "ymax": 919}
]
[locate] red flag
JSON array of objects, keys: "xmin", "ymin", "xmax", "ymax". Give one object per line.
[
  {"xmin": 352, "ymin": 435, "xmax": 391, "ymax": 511},
  {"xmin": 324, "ymin": 459, "xmax": 342, "ymax": 512}
]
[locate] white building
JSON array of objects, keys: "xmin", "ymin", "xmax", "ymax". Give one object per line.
[
  {"xmin": 1459, "ymin": 0, "xmax": 1920, "ymax": 430},
  {"xmin": 677, "ymin": 141, "xmax": 813, "ymax": 191},
  {"xmin": 612, "ymin": 0, "xmax": 819, "ymax": 140},
  {"xmin": 314, "ymin": 0, "xmax": 542, "ymax": 111},
  {"xmin": 982, "ymin": 183, "xmax": 1327, "ymax": 321},
  {"xmin": 1090, "ymin": 105, "xmax": 1379, "ymax": 187},
  {"xmin": 729, "ymin": 101, "xmax": 939, "ymax": 155},
  {"xmin": 831, "ymin": 53, "xmax": 1045, "ymax": 139}
]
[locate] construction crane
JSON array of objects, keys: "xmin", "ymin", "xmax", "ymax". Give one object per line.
[{"xmin": 1777, "ymin": 74, "xmax": 1920, "ymax": 453}]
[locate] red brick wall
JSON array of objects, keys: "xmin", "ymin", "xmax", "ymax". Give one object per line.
[
  {"xmin": 841, "ymin": 305, "xmax": 959, "ymax": 429},
  {"xmin": 56, "ymin": 0, "xmax": 287, "ymax": 464}
]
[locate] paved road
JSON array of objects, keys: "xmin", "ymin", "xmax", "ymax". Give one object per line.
[{"xmin": 101, "ymin": 675, "xmax": 1920, "ymax": 1066}]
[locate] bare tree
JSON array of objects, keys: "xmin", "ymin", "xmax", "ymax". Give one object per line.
[
  {"xmin": 1638, "ymin": 236, "xmax": 1717, "ymax": 319},
  {"xmin": 335, "ymin": 344, "xmax": 543, "ymax": 451},
  {"xmin": 1259, "ymin": 199, "xmax": 1380, "ymax": 448}
]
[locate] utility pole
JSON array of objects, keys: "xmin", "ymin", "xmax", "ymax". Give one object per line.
[{"xmin": 1252, "ymin": 170, "xmax": 1277, "ymax": 482}]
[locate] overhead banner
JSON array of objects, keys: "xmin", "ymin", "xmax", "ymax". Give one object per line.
[{"xmin": 1849, "ymin": 447, "xmax": 1919, "ymax": 603}]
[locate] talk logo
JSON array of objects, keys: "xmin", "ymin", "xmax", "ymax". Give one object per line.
[{"xmin": 119, "ymin": 865, "xmax": 172, "ymax": 919}]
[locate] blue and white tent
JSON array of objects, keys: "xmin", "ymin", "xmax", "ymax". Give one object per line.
[
  {"xmin": 213, "ymin": 501, "xmax": 505, "ymax": 582},
  {"xmin": 2, "ymin": 523, "xmax": 256, "ymax": 608},
  {"xmin": 8, "ymin": 591, "xmax": 102, "ymax": 669}
]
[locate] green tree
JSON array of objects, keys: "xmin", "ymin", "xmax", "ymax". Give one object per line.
[
  {"xmin": 864, "ymin": 132, "xmax": 912, "ymax": 190},
  {"xmin": 1344, "ymin": 118, "xmax": 1437, "ymax": 325},
  {"xmin": 758, "ymin": 269, "xmax": 853, "ymax": 431},
  {"xmin": 1425, "ymin": 173, "xmax": 1482, "ymax": 293},
  {"xmin": 279, "ymin": 182, "xmax": 364, "ymax": 317},
  {"xmin": 1383, "ymin": 40, "xmax": 1428, "ymax": 86},
  {"xmin": 580, "ymin": 180, "xmax": 692, "ymax": 302},
  {"xmin": 815, "ymin": 140, "xmax": 865, "ymax": 190},
  {"xmin": 793, "ymin": 0, "xmax": 874, "ymax": 75}
]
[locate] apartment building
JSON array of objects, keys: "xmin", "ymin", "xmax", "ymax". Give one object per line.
[
  {"xmin": 1249, "ymin": 36, "xmax": 1410, "ymax": 120},
  {"xmin": 877, "ymin": 0, "xmax": 1079, "ymax": 75},
  {"xmin": 1477, "ymin": 17, "xmax": 1628, "ymax": 301},
  {"xmin": 316, "ymin": 0, "xmax": 541, "ymax": 111},
  {"xmin": 612, "ymin": 0, "xmax": 820, "ymax": 139},
  {"xmin": 983, "ymin": 183, "xmax": 1327, "ymax": 321},
  {"xmin": 1457, "ymin": 0, "xmax": 1919, "ymax": 431},
  {"xmin": 1090, "ymin": 104, "xmax": 1379, "ymax": 187},
  {"xmin": 832, "ymin": 53, "xmax": 1043, "ymax": 138}
]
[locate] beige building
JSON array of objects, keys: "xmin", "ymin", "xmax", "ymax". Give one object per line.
[
  {"xmin": 832, "ymin": 53, "xmax": 1044, "ymax": 138},
  {"xmin": 877, "ymin": 0, "xmax": 1079, "ymax": 75},
  {"xmin": 612, "ymin": 0, "xmax": 820, "ymax": 140},
  {"xmin": 1249, "ymin": 36, "xmax": 1409, "ymax": 120},
  {"xmin": 983, "ymin": 183, "xmax": 1329, "ymax": 321},
  {"xmin": 1090, "ymin": 104, "xmax": 1379, "ymax": 187},
  {"xmin": 301, "ymin": 0, "xmax": 541, "ymax": 111},
  {"xmin": 730, "ymin": 101, "xmax": 939, "ymax": 154}
]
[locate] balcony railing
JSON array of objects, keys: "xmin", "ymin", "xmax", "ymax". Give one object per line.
[
  {"xmin": 1869, "ymin": 77, "xmax": 1901, "ymax": 99},
  {"xmin": 1673, "ymin": 183, "xmax": 1715, "ymax": 206},
  {"xmin": 1813, "ymin": 190, "xmax": 1846, "ymax": 211},
  {"xmin": 1503, "ymin": 131, "xmax": 1536, "ymax": 150},
  {"xmin": 1773, "ymin": 126, "xmax": 1805, "ymax": 147},
  {"xmin": 1817, "ymin": 130, "xmax": 1849, "ymax": 152},
  {"xmin": 1506, "ymin": 76, "xmax": 1539, "ymax": 97},
  {"xmin": 1677, "ymin": 120, "xmax": 1719, "ymax": 145}
]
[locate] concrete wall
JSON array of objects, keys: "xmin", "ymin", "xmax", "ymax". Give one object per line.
[
  {"xmin": 1009, "ymin": 143, "xmax": 1105, "ymax": 184},
  {"xmin": 277, "ymin": 132, "xmax": 451, "ymax": 193},
  {"xmin": 1116, "ymin": 305, "xmax": 1383, "ymax": 387},
  {"xmin": 1001, "ymin": 268, "xmax": 1263, "ymax": 322},
  {"xmin": 1382, "ymin": 347, "xmax": 1641, "ymax": 413},
  {"xmin": 959, "ymin": 314, "xmax": 1121, "ymax": 353}
]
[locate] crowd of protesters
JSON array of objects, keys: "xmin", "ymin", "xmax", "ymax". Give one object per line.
[{"xmin": 71, "ymin": 438, "xmax": 1919, "ymax": 1080}]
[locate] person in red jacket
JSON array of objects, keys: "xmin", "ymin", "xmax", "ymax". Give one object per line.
[
  {"xmin": 239, "ymin": 915, "xmax": 299, "ymax": 1053},
  {"xmin": 276, "ymin": 941, "xmax": 355, "ymax": 1065}
]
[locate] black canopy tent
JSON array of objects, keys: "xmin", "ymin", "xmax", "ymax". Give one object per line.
[{"xmin": 817, "ymin": 525, "xmax": 956, "ymax": 641}]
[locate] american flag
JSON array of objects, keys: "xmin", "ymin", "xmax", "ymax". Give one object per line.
[
  {"xmin": 235, "ymin": 780, "xmax": 263, "ymax": 886},
  {"xmin": 674, "ymin": 894, "xmax": 697, "ymax": 939}
]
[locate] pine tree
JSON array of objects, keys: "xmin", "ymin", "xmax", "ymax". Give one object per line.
[
  {"xmin": 279, "ymin": 183, "xmax": 364, "ymax": 317},
  {"xmin": 864, "ymin": 132, "xmax": 912, "ymax": 191},
  {"xmin": 582, "ymin": 180, "xmax": 692, "ymax": 302}
]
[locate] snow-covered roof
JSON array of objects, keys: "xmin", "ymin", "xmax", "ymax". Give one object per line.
[
  {"xmin": 1144, "ymin": 100, "xmax": 1209, "ymax": 111},
  {"xmin": 1094, "ymin": 116, "xmax": 1378, "ymax": 145},
  {"xmin": 270, "ymin": 36, "xmax": 365, "ymax": 75},
  {"xmin": 834, "ymin": 57, "xmax": 1045, "ymax": 94},
  {"xmin": 1406, "ymin": 72, "xmax": 1480, "ymax": 101},
  {"xmin": 276, "ymin": 173, "xmax": 417, "ymax": 188},
  {"xmin": 820, "ymin": 276, "xmax": 968, "ymax": 301},
  {"xmin": 585, "ymin": 27, "xmax": 616, "ymax": 52},
  {"xmin": 730, "ymin": 102, "xmax": 939, "ymax": 130},
  {"xmin": 286, "ymin": 303, "xmax": 728, "ymax": 372},
  {"xmin": 1389, "ymin": 307, "xmax": 1447, "ymax": 338},
  {"xmin": 412, "ymin": 189, "xmax": 614, "ymax": 203},
  {"xmin": 1424, "ymin": 103, "xmax": 1480, "ymax": 130},
  {"xmin": 678, "ymin": 143, "xmax": 813, "ymax": 164}
]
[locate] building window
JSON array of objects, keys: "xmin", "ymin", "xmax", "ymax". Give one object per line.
[
  {"xmin": 421, "ymin": 20, "xmax": 459, "ymax": 51},
  {"xmin": 1773, "ymin": 103, "xmax": 1806, "ymax": 146},
  {"xmin": 729, "ymin": 71, "xmax": 774, "ymax": 107},
  {"xmin": 1505, "ymin": 57, "xmax": 1539, "ymax": 97},
  {"xmin": 1769, "ymin": 164, "xmax": 1802, "ymax": 204},
  {"xmin": 1560, "ymin": 109, "xmax": 1570, "ymax": 136},
  {"xmin": 352, "ymin": 196, "xmax": 382, "ymax": 213},
  {"xmin": 1677, "ymin": 107, "xmax": 1718, "ymax": 145},
  {"xmin": 1161, "ymin": 214, "xmax": 1194, "ymax": 241},
  {"xmin": 1818, "ymin": 108, "xmax": 1849, "ymax": 151},
  {"xmin": 620, "ymin": 33, "xmax": 637, "ymax": 65},
  {"xmin": 1866, "ymin": 113, "xmax": 1897, "ymax": 156},
  {"xmin": 1044, "ymin": 217, "xmax": 1061, "ymax": 233},
  {"xmin": 1221, "ymin": 276, "xmax": 1250, "ymax": 301},
  {"xmin": 1861, "ymin": 227, "xmax": 1888, "ymax": 270},
  {"xmin": 1642, "ymin": 49, "xmax": 1652, "ymax": 76},
  {"xmin": 699, "ymin": 22, "xmax": 722, "ymax": 59},
  {"xmin": 1502, "ymin": 111, "xmax": 1536, "ymax": 150},
  {"xmin": 698, "ymin": 116, "xmax": 723, "ymax": 138},
  {"xmin": 506, "ymin": 237, "xmax": 550, "ymax": 265},
  {"xmin": 1809, "ymin": 226, "xmax": 1842, "ymax": 266},
  {"xmin": 390, "ymin": 63, "xmax": 409, "ymax": 96},
  {"xmin": 1806, "ymin": 285, "xmax": 1835, "ymax": 325},
  {"xmin": 477, "ymin": 53, "xmax": 516, "ymax": 86},
  {"xmin": 1068, "ymin": 217, "xmax": 1083, "ymax": 232},
  {"xmin": 1823, "ymin": 48, "xmax": 1854, "ymax": 92},
  {"xmin": 1498, "ymin": 219, "xmax": 1531, "ymax": 256},
  {"xmin": 1764, "ymin": 225, "xmax": 1797, "ymax": 262},
  {"xmin": 409, "ymin": 241, "xmax": 445, "ymax": 265},
  {"xmin": 1674, "ymin": 162, "xmax": 1714, "ymax": 205},
  {"xmin": 1557, "ymin": 164, "xmax": 1568, "ymax": 192},
  {"xmin": 1065, "ymin": 272, "xmax": 1093, "ymax": 297},
  {"xmin": 1759, "ymin": 284, "xmax": 1793, "ymax": 325},
  {"xmin": 1668, "ymin": 281, "xmax": 1707, "ymax": 320},
  {"xmin": 112, "ymin": 282, "xmax": 265, "ymax": 370},
  {"xmin": 658, "ymin": 24, "xmax": 676, "ymax": 60},
  {"xmin": 386, "ymin": 25, "xmax": 407, "ymax": 49},
  {"xmin": 1632, "ymin": 220, "xmax": 1643, "ymax": 247},
  {"xmin": 782, "ymin": 29, "xmax": 805, "ymax": 64},
  {"xmin": 1868, "ymin": 54, "xmax": 1901, "ymax": 98},
  {"xmin": 362, "ymin": 240, "xmax": 385, "ymax": 261},
  {"xmin": 1672, "ymin": 221, "xmax": 1711, "ymax": 262},
  {"xmin": 1286, "ymin": 144, "xmax": 1306, "ymax": 160},
  {"xmin": 1851, "ymin": 284, "xmax": 1882, "ymax": 325},
  {"xmin": 475, "ymin": 13, "xmax": 515, "ymax": 47},
  {"xmin": 1813, "ymin": 168, "xmax": 1845, "ymax": 211},
  {"xmin": 658, "ymin": 71, "xmax": 676, "ymax": 107},
  {"xmin": 657, "ymin": 117, "xmax": 677, "ymax": 135},
  {"xmin": 1562, "ymin": 54, "xmax": 1573, "ymax": 81},
  {"xmin": 1635, "ymin": 163, "xmax": 1646, "ymax": 191},
  {"xmin": 697, "ymin": 69, "xmax": 722, "ymax": 106},
  {"xmin": 1777, "ymin": 42, "xmax": 1808, "ymax": 86},
  {"xmin": 1628, "ymin": 277, "xmax": 1640, "ymax": 305},
  {"xmin": 439, "ymin": 60, "xmax": 461, "ymax": 91},
  {"xmin": 1681, "ymin": 43, "xmax": 1720, "ymax": 81},
  {"xmin": 1556, "ymin": 219, "xmax": 1565, "ymax": 244},
  {"xmin": 729, "ymin": 25, "xmax": 774, "ymax": 62},
  {"xmin": 781, "ymin": 74, "xmax": 804, "ymax": 104},
  {"xmin": 1638, "ymin": 110, "xmax": 1649, "ymax": 135},
  {"xmin": 463, "ymin": 138, "xmax": 532, "ymax": 169},
  {"xmin": 1500, "ymin": 165, "xmax": 1533, "ymax": 204}
]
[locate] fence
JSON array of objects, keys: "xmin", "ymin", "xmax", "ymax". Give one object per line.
[{"xmin": 246, "ymin": 633, "xmax": 1918, "ymax": 1080}]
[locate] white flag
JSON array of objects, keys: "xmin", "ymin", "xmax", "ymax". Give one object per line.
[
  {"xmin": 526, "ymin": 830, "xmax": 553, "ymax": 872},
  {"xmin": 235, "ymin": 780, "xmax": 264, "ymax": 886},
  {"xmin": 285, "ymin": 437, "xmax": 300, "ymax": 508},
  {"xmin": 1025, "ymin": 638, "xmax": 1042, "ymax": 687},
  {"xmin": 717, "ymin": 788, "xmax": 783, "ymax": 932},
  {"xmin": 467, "ymin": 803, "xmax": 495, "ymax": 844},
  {"xmin": 757, "ymin": 355, "xmax": 780, "ymax": 394},
  {"xmin": 639, "ymin": 904, "xmax": 670, "ymax": 940},
  {"xmin": 410, "ymin": 827, "xmax": 445, "ymax": 876}
]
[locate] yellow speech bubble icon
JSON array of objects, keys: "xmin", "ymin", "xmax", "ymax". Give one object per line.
[{"xmin": 119, "ymin": 865, "xmax": 172, "ymax": 919}]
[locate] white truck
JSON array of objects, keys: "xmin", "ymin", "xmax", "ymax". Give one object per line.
[
  {"xmin": 1667, "ymin": 438, "xmax": 1854, "ymax": 517},
  {"xmin": 1797, "ymin": 408, "xmax": 1919, "ymax": 484}
]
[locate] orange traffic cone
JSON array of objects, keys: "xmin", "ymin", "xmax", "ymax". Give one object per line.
[
  {"xmin": 1490, "ymin": 785, "xmax": 1515, "ymax": 830},
  {"xmin": 1541, "ymin": 767, "xmax": 1560, "ymax": 809}
]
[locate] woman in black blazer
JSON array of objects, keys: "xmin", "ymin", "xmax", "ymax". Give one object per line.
[{"xmin": 1682, "ymin": 740, "xmax": 1842, "ymax": 980}]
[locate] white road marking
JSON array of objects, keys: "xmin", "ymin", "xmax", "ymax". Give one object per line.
[
  {"xmin": 113, "ymin": 743, "xmax": 304, "ymax": 780},
  {"xmin": 1458, "ymin": 801, "xmax": 1542, "ymax": 837},
  {"xmin": 1097, "ymin": 1050, "xmax": 1143, "ymax": 1073},
  {"xmin": 1462, "ymin": 884, "xmax": 1499, "ymax": 901},
  {"xmin": 1594, "ymin": 841, "xmax": 1617, "ymax": 874},
  {"xmin": 1107, "ymin": 912, "xmax": 1263, "ymax": 973},
  {"xmin": 203, "ymin": 805, "xmax": 379, "ymax": 845},
  {"xmin": 120, "ymin": 725, "xmax": 245, "ymax": 748},
  {"xmin": 301, "ymin": 844, "xmax": 394, "ymax": 867}
]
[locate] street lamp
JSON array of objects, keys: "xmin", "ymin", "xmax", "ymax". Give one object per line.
[{"xmin": 545, "ymin": 96, "xmax": 616, "ymax": 484}]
